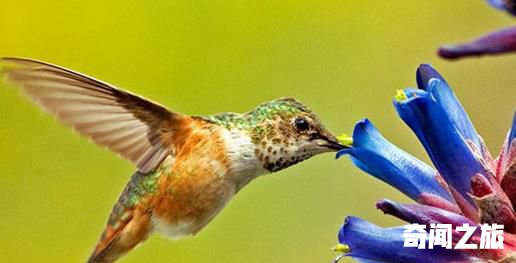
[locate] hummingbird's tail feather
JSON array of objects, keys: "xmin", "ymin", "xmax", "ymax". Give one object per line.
[
  {"xmin": 88, "ymin": 172, "xmax": 157, "ymax": 263},
  {"xmin": 88, "ymin": 207, "xmax": 151, "ymax": 263}
]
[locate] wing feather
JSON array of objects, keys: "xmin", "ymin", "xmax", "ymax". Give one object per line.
[{"xmin": 1, "ymin": 57, "xmax": 180, "ymax": 173}]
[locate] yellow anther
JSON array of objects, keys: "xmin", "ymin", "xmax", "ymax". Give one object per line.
[
  {"xmin": 394, "ymin": 89, "xmax": 408, "ymax": 102},
  {"xmin": 332, "ymin": 244, "xmax": 350, "ymax": 254},
  {"xmin": 337, "ymin": 133, "xmax": 353, "ymax": 147}
]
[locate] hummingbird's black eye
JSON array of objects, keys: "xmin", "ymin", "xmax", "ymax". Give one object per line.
[{"xmin": 294, "ymin": 117, "xmax": 310, "ymax": 132}]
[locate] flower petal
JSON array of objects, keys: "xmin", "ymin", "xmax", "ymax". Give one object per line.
[
  {"xmin": 336, "ymin": 119, "xmax": 454, "ymax": 202},
  {"xmin": 376, "ymin": 199, "xmax": 477, "ymax": 227},
  {"xmin": 416, "ymin": 65, "xmax": 486, "ymax": 158},
  {"xmin": 438, "ymin": 27, "xmax": 516, "ymax": 60},
  {"xmin": 394, "ymin": 93, "xmax": 490, "ymax": 205},
  {"xmin": 337, "ymin": 216, "xmax": 473, "ymax": 263}
]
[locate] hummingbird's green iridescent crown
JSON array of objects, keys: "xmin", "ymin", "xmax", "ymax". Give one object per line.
[{"xmin": 203, "ymin": 97, "xmax": 310, "ymax": 131}]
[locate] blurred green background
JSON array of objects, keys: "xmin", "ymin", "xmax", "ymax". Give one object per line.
[{"xmin": 0, "ymin": 1, "xmax": 515, "ymax": 262}]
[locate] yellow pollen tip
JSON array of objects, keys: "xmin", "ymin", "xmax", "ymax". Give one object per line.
[
  {"xmin": 332, "ymin": 244, "xmax": 350, "ymax": 254},
  {"xmin": 337, "ymin": 133, "xmax": 353, "ymax": 147},
  {"xmin": 394, "ymin": 89, "xmax": 408, "ymax": 102}
]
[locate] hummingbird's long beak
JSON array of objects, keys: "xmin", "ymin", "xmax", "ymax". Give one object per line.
[
  {"xmin": 313, "ymin": 133, "xmax": 349, "ymax": 151},
  {"xmin": 325, "ymin": 137, "xmax": 349, "ymax": 151}
]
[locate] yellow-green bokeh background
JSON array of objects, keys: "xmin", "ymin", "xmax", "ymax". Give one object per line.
[{"xmin": 0, "ymin": 1, "xmax": 515, "ymax": 262}]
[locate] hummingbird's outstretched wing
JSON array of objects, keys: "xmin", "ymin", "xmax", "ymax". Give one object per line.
[{"xmin": 1, "ymin": 57, "xmax": 179, "ymax": 173}]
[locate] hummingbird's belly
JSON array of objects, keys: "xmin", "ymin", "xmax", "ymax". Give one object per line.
[
  {"xmin": 151, "ymin": 217, "xmax": 196, "ymax": 240},
  {"xmin": 151, "ymin": 162, "xmax": 237, "ymax": 239},
  {"xmin": 151, "ymin": 183, "xmax": 235, "ymax": 240}
]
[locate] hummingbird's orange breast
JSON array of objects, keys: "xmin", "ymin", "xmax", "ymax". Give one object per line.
[{"xmin": 151, "ymin": 119, "xmax": 237, "ymax": 237}]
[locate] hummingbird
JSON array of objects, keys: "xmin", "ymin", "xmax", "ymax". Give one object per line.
[{"xmin": 1, "ymin": 57, "xmax": 347, "ymax": 263}]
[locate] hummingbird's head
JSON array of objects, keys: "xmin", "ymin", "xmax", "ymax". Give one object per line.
[{"xmin": 248, "ymin": 97, "xmax": 347, "ymax": 172}]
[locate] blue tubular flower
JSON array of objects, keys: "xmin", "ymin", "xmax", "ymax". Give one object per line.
[
  {"xmin": 376, "ymin": 199, "xmax": 477, "ymax": 228},
  {"xmin": 416, "ymin": 65, "xmax": 485, "ymax": 155},
  {"xmin": 336, "ymin": 119, "xmax": 454, "ymax": 203},
  {"xmin": 335, "ymin": 65, "xmax": 516, "ymax": 263},
  {"xmin": 337, "ymin": 217, "xmax": 474, "ymax": 263},
  {"xmin": 438, "ymin": 2, "xmax": 516, "ymax": 60},
  {"xmin": 394, "ymin": 81, "xmax": 490, "ymax": 205},
  {"xmin": 439, "ymin": 27, "xmax": 516, "ymax": 60}
]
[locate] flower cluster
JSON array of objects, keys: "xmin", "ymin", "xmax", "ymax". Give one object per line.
[
  {"xmin": 438, "ymin": 0, "xmax": 516, "ymax": 60},
  {"xmin": 335, "ymin": 64, "xmax": 516, "ymax": 262}
]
